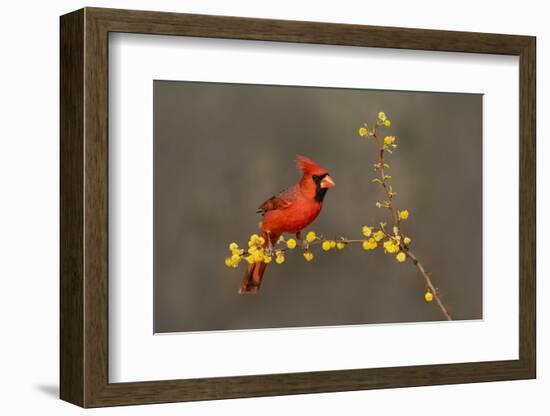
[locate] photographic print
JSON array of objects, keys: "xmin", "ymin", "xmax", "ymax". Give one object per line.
[{"xmin": 153, "ymin": 80, "xmax": 482, "ymax": 333}]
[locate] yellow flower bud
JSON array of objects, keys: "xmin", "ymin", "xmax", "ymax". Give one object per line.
[
  {"xmin": 399, "ymin": 210, "xmax": 409, "ymax": 220},
  {"xmin": 373, "ymin": 230, "xmax": 385, "ymax": 242},
  {"xmin": 231, "ymin": 254, "xmax": 241, "ymax": 263},
  {"xmin": 245, "ymin": 255, "xmax": 255, "ymax": 264},
  {"xmin": 425, "ymin": 291, "xmax": 434, "ymax": 302},
  {"xmin": 358, "ymin": 127, "xmax": 368, "ymax": 137},
  {"xmin": 286, "ymin": 238, "xmax": 297, "ymax": 249},
  {"xmin": 263, "ymin": 255, "xmax": 272, "ymax": 264},
  {"xmin": 253, "ymin": 251, "xmax": 264, "ymax": 262},
  {"xmin": 378, "ymin": 111, "xmax": 387, "ymax": 121},
  {"xmin": 330, "ymin": 240, "xmax": 337, "ymax": 248},
  {"xmin": 362, "ymin": 239, "xmax": 377, "ymax": 251},
  {"xmin": 303, "ymin": 251, "xmax": 314, "ymax": 261},
  {"xmin": 383, "ymin": 239, "xmax": 399, "ymax": 254},
  {"xmin": 362, "ymin": 226, "xmax": 372, "ymax": 237},
  {"xmin": 275, "ymin": 255, "xmax": 285, "ymax": 264},
  {"xmin": 404, "ymin": 237, "xmax": 411, "ymax": 245},
  {"xmin": 306, "ymin": 231, "xmax": 317, "ymax": 243},
  {"xmin": 384, "ymin": 119, "xmax": 391, "ymax": 127},
  {"xmin": 396, "ymin": 252, "xmax": 406, "ymax": 263},
  {"xmin": 322, "ymin": 240, "xmax": 332, "ymax": 251},
  {"xmin": 336, "ymin": 241, "xmax": 345, "ymax": 250},
  {"xmin": 225, "ymin": 257, "xmax": 233, "ymax": 267},
  {"xmin": 229, "ymin": 242, "xmax": 239, "ymax": 251},
  {"xmin": 384, "ymin": 136, "xmax": 395, "ymax": 145}
]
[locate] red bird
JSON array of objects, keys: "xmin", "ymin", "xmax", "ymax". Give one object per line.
[{"xmin": 239, "ymin": 155, "xmax": 335, "ymax": 294}]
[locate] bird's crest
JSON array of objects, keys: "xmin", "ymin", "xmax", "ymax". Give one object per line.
[{"xmin": 295, "ymin": 155, "xmax": 327, "ymax": 175}]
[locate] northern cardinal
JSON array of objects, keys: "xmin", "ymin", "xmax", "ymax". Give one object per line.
[{"xmin": 238, "ymin": 155, "xmax": 335, "ymax": 294}]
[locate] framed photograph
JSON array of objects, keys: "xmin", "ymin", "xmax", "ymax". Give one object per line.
[{"xmin": 60, "ymin": 7, "xmax": 536, "ymax": 408}]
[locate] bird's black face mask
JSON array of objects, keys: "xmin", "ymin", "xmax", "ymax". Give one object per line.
[{"xmin": 312, "ymin": 173, "xmax": 329, "ymax": 203}]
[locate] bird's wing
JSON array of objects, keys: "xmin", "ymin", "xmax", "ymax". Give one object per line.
[{"xmin": 256, "ymin": 185, "xmax": 299, "ymax": 214}]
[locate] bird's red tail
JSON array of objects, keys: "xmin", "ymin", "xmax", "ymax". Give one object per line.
[{"xmin": 238, "ymin": 261, "xmax": 268, "ymax": 294}]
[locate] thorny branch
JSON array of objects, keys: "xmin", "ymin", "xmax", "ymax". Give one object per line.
[{"xmin": 371, "ymin": 123, "xmax": 452, "ymax": 321}]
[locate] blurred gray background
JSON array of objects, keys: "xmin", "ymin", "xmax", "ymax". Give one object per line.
[{"xmin": 154, "ymin": 80, "xmax": 482, "ymax": 333}]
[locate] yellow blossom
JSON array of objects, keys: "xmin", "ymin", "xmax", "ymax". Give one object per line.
[
  {"xmin": 384, "ymin": 136, "xmax": 395, "ymax": 145},
  {"xmin": 263, "ymin": 255, "xmax": 272, "ymax": 264},
  {"xmin": 231, "ymin": 248, "xmax": 244, "ymax": 256},
  {"xmin": 425, "ymin": 291, "xmax": 434, "ymax": 302},
  {"xmin": 358, "ymin": 127, "xmax": 368, "ymax": 137},
  {"xmin": 384, "ymin": 119, "xmax": 391, "ymax": 127},
  {"xmin": 231, "ymin": 254, "xmax": 241, "ymax": 263},
  {"xmin": 373, "ymin": 230, "xmax": 385, "ymax": 242},
  {"xmin": 229, "ymin": 242, "xmax": 239, "ymax": 251},
  {"xmin": 362, "ymin": 238, "xmax": 378, "ymax": 251},
  {"xmin": 396, "ymin": 252, "xmax": 406, "ymax": 263},
  {"xmin": 322, "ymin": 240, "xmax": 332, "ymax": 251},
  {"xmin": 378, "ymin": 112, "xmax": 387, "ymax": 121},
  {"xmin": 225, "ymin": 257, "xmax": 233, "ymax": 267},
  {"xmin": 383, "ymin": 239, "xmax": 399, "ymax": 254},
  {"xmin": 275, "ymin": 250, "xmax": 285, "ymax": 264},
  {"xmin": 303, "ymin": 251, "xmax": 314, "ymax": 261},
  {"xmin": 399, "ymin": 210, "xmax": 409, "ymax": 220},
  {"xmin": 403, "ymin": 237, "xmax": 411, "ymax": 245},
  {"xmin": 336, "ymin": 241, "xmax": 346, "ymax": 250},
  {"xmin": 330, "ymin": 240, "xmax": 337, "ymax": 248},
  {"xmin": 245, "ymin": 255, "xmax": 255, "ymax": 264},
  {"xmin": 253, "ymin": 250, "xmax": 264, "ymax": 262},
  {"xmin": 286, "ymin": 238, "xmax": 297, "ymax": 249},
  {"xmin": 362, "ymin": 226, "xmax": 373, "ymax": 237},
  {"xmin": 306, "ymin": 231, "xmax": 317, "ymax": 243},
  {"xmin": 248, "ymin": 234, "xmax": 260, "ymax": 247}
]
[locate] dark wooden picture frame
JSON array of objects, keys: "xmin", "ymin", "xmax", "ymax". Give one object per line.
[{"xmin": 60, "ymin": 7, "xmax": 536, "ymax": 408}]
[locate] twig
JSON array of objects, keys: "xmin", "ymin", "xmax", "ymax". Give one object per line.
[{"xmin": 405, "ymin": 250, "xmax": 452, "ymax": 321}]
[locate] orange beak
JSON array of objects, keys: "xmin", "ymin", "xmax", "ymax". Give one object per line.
[{"xmin": 320, "ymin": 175, "xmax": 336, "ymax": 189}]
